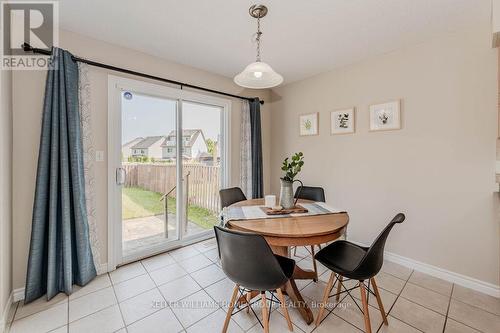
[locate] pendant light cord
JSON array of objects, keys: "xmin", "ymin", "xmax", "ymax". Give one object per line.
[{"xmin": 256, "ymin": 15, "xmax": 262, "ymax": 62}]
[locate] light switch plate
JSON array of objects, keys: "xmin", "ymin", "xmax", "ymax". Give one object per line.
[{"xmin": 96, "ymin": 150, "xmax": 104, "ymax": 162}]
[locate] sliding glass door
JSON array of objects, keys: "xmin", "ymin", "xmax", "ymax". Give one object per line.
[
  {"xmin": 108, "ymin": 76, "xmax": 230, "ymax": 266},
  {"xmin": 182, "ymin": 102, "xmax": 224, "ymax": 238},
  {"xmin": 120, "ymin": 92, "xmax": 179, "ymax": 259}
]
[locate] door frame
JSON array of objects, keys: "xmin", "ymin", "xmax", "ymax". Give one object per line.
[{"xmin": 107, "ymin": 75, "xmax": 231, "ymax": 270}]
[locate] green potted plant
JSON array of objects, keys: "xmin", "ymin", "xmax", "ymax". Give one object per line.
[{"xmin": 280, "ymin": 152, "xmax": 304, "ymax": 209}]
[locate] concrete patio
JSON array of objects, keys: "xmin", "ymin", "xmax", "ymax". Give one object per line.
[{"xmin": 123, "ymin": 214, "xmax": 206, "ymax": 257}]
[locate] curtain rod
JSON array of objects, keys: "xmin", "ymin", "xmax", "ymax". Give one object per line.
[{"xmin": 22, "ymin": 43, "xmax": 264, "ymax": 105}]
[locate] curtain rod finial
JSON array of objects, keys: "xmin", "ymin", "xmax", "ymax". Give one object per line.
[
  {"xmin": 253, "ymin": 98, "xmax": 264, "ymax": 105},
  {"xmin": 22, "ymin": 42, "xmax": 32, "ymax": 52}
]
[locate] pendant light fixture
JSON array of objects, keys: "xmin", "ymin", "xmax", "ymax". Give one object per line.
[{"xmin": 234, "ymin": 4, "xmax": 283, "ymax": 89}]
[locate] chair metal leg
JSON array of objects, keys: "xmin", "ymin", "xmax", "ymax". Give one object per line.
[
  {"xmin": 276, "ymin": 288, "xmax": 293, "ymax": 331},
  {"xmin": 359, "ymin": 281, "xmax": 372, "ymax": 333},
  {"xmin": 261, "ymin": 292, "xmax": 270, "ymax": 333},
  {"xmin": 223, "ymin": 284, "xmax": 240, "ymax": 333},
  {"xmin": 315, "ymin": 272, "xmax": 335, "ymax": 327},
  {"xmin": 336, "ymin": 275, "xmax": 343, "ymax": 302},
  {"xmin": 370, "ymin": 277, "xmax": 388, "ymax": 325},
  {"xmin": 310, "ymin": 246, "xmax": 318, "ymax": 282}
]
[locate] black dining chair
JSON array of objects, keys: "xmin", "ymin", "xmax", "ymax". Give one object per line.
[
  {"xmin": 292, "ymin": 186, "xmax": 326, "ymax": 279},
  {"xmin": 294, "ymin": 185, "xmax": 325, "ymax": 202},
  {"xmin": 314, "ymin": 213, "xmax": 406, "ymax": 333},
  {"xmin": 219, "ymin": 187, "xmax": 247, "ymax": 209},
  {"xmin": 214, "ymin": 226, "xmax": 295, "ymax": 333}
]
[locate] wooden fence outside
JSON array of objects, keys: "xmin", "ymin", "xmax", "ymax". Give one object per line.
[{"xmin": 123, "ymin": 163, "xmax": 221, "ymax": 214}]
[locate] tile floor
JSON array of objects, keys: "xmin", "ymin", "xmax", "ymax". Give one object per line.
[{"xmin": 5, "ymin": 240, "xmax": 500, "ymax": 333}]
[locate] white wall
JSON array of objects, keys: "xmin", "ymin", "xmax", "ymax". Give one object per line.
[
  {"xmin": 270, "ymin": 27, "xmax": 499, "ymax": 286},
  {"xmin": 0, "ymin": 67, "xmax": 13, "ymax": 326},
  {"xmin": 12, "ymin": 29, "xmax": 271, "ymax": 290}
]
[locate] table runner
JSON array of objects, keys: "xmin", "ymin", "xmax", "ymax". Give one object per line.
[{"xmin": 221, "ymin": 202, "xmax": 345, "ymax": 225}]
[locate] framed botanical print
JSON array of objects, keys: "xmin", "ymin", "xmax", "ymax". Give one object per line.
[
  {"xmin": 369, "ymin": 100, "xmax": 401, "ymax": 131},
  {"xmin": 331, "ymin": 108, "xmax": 355, "ymax": 135},
  {"xmin": 299, "ymin": 112, "xmax": 319, "ymax": 136}
]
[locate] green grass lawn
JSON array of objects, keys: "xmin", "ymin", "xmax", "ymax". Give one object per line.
[{"xmin": 122, "ymin": 187, "xmax": 218, "ymax": 229}]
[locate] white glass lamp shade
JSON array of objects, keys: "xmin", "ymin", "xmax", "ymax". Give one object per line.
[{"xmin": 234, "ymin": 61, "xmax": 283, "ymax": 89}]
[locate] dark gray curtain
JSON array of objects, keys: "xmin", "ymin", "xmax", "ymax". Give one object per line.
[
  {"xmin": 249, "ymin": 98, "xmax": 263, "ymax": 198},
  {"xmin": 25, "ymin": 48, "xmax": 96, "ymax": 303}
]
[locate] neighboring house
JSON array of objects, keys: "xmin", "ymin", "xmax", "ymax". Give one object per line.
[
  {"xmin": 161, "ymin": 129, "xmax": 208, "ymax": 160},
  {"xmin": 130, "ymin": 136, "xmax": 165, "ymax": 159},
  {"xmin": 122, "ymin": 137, "xmax": 144, "ymax": 159}
]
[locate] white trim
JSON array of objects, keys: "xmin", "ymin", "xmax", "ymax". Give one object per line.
[
  {"xmin": 176, "ymin": 98, "xmax": 184, "ymax": 238},
  {"xmin": 107, "ymin": 76, "xmax": 121, "ymax": 272},
  {"xmin": 384, "ymin": 251, "xmax": 500, "ymax": 298},
  {"xmin": 350, "ymin": 240, "xmax": 500, "ymax": 298},
  {"xmin": 0, "ymin": 292, "xmax": 13, "ymax": 333},
  {"xmin": 12, "ymin": 288, "xmax": 23, "ymax": 303},
  {"xmin": 221, "ymin": 100, "xmax": 231, "ymax": 188}
]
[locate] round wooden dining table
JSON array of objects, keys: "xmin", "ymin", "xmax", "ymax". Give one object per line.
[{"xmin": 226, "ymin": 198, "xmax": 349, "ymax": 325}]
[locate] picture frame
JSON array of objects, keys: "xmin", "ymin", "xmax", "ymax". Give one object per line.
[
  {"xmin": 369, "ymin": 100, "xmax": 401, "ymax": 131},
  {"xmin": 331, "ymin": 108, "xmax": 355, "ymax": 135},
  {"xmin": 299, "ymin": 112, "xmax": 319, "ymax": 136}
]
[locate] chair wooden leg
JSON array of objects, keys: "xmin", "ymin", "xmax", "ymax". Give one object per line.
[
  {"xmin": 359, "ymin": 281, "xmax": 372, "ymax": 333},
  {"xmin": 315, "ymin": 271, "xmax": 335, "ymax": 327},
  {"xmin": 261, "ymin": 292, "xmax": 270, "ymax": 333},
  {"xmin": 370, "ymin": 277, "xmax": 388, "ymax": 325},
  {"xmin": 336, "ymin": 275, "xmax": 343, "ymax": 302},
  {"xmin": 276, "ymin": 288, "xmax": 293, "ymax": 331},
  {"xmin": 310, "ymin": 246, "xmax": 318, "ymax": 282},
  {"xmin": 246, "ymin": 292, "xmax": 251, "ymax": 313},
  {"xmin": 223, "ymin": 284, "xmax": 240, "ymax": 333}
]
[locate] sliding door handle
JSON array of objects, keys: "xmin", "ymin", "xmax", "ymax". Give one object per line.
[{"xmin": 116, "ymin": 167, "xmax": 126, "ymax": 185}]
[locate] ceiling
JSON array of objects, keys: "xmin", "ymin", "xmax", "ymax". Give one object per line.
[{"xmin": 58, "ymin": 0, "xmax": 490, "ymax": 84}]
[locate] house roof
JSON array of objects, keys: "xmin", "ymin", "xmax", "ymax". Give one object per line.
[
  {"xmin": 161, "ymin": 129, "xmax": 205, "ymax": 147},
  {"xmin": 122, "ymin": 137, "xmax": 144, "ymax": 148},
  {"xmin": 130, "ymin": 136, "xmax": 165, "ymax": 149}
]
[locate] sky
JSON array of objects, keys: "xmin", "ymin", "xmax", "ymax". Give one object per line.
[{"xmin": 121, "ymin": 91, "xmax": 221, "ymax": 144}]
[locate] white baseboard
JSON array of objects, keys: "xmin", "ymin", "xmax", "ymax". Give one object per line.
[
  {"xmin": 350, "ymin": 239, "xmax": 500, "ymax": 298},
  {"xmin": 96, "ymin": 263, "xmax": 109, "ymax": 275},
  {"xmin": 12, "ymin": 288, "xmax": 24, "ymax": 303},
  {"xmin": 384, "ymin": 251, "xmax": 500, "ymax": 298},
  {"xmin": 1, "ymin": 292, "xmax": 13, "ymax": 333},
  {"xmin": 12, "ymin": 262, "xmax": 110, "ymax": 303}
]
